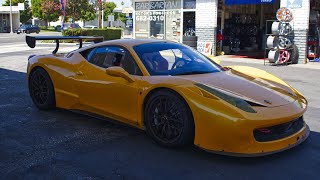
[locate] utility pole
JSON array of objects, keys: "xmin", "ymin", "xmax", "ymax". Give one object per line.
[
  {"xmin": 98, "ymin": 0, "xmax": 102, "ymax": 28},
  {"xmin": 102, "ymin": 0, "xmax": 104, "ymax": 28},
  {"xmin": 10, "ymin": 0, "xmax": 13, "ymax": 33}
]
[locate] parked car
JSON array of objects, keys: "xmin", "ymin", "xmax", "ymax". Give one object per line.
[
  {"xmin": 54, "ymin": 25, "xmax": 61, "ymax": 32},
  {"xmin": 16, "ymin": 24, "xmax": 40, "ymax": 34},
  {"xmin": 25, "ymin": 37, "xmax": 310, "ymax": 157},
  {"xmin": 83, "ymin": 25, "xmax": 98, "ymax": 29},
  {"xmin": 63, "ymin": 23, "xmax": 81, "ymax": 30}
]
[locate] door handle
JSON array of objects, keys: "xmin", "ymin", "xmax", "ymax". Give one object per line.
[{"xmin": 76, "ymin": 71, "xmax": 84, "ymax": 76}]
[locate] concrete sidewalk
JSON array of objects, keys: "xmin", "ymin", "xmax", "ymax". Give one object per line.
[{"xmin": 218, "ymin": 55, "xmax": 320, "ymax": 70}]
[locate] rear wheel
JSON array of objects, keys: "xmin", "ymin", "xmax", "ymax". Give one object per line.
[
  {"xmin": 144, "ymin": 90, "xmax": 194, "ymax": 147},
  {"xmin": 26, "ymin": 30, "xmax": 30, "ymax": 34},
  {"xmin": 28, "ymin": 68, "xmax": 56, "ymax": 110}
]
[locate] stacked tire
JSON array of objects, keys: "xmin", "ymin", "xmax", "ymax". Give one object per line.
[
  {"xmin": 183, "ymin": 36, "xmax": 197, "ymax": 49},
  {"xmin": 267, "ymin": 7, "xmax": 299, "ymax": 65}
]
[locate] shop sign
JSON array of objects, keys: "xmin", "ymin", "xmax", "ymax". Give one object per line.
[
  {"xmin": 225, "ymin": 0, "xmax": 276, "ymax": 5},
  {"xmin": 287, "ymin": 0, "xmax": 302, "ymax": 9},
  {"xmin": 135, "ymin": 11, "xmax": 178, "ymax": 22},
  {"xmin": 126, "ymin": 17, "xmax": 133, "ymax": 28},
  {"xmin": 135, "ymin": 0, "xmax": 181, "ymax": 10},
  {"xmin": 197, "ymin": 42, "xmax": 213, "ymax": 55},
  {"xmin": 183, "ymin": 0, "xmax": 196, "ymax": 9}
]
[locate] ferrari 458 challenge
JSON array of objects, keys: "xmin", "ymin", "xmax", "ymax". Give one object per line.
[{"xmin": 26, "ymin": 36, "xmax": 309, "ymax": 156}]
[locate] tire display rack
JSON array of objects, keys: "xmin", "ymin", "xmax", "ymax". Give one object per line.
[{"xmin": 264, "ymin": 20, "xmax": 299, "ymax": 65}]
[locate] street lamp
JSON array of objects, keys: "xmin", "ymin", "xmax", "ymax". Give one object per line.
[{"xmin": 10, "ymin": 0, "xmax": 13, "ymax": 33}]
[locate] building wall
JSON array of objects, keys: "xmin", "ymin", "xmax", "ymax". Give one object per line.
[
  {"xmin": 281, "ymin": 0, "xmax": 310, "ymax": 63},
  {"xmin": 195, "ymin": 0, "xmax": 218, "ymax": 55},
  {"xmin": 12, "ymin": 13, "xmax": 19, "ymax": 29}
]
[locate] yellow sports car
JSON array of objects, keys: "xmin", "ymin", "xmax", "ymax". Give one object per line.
[{"xmin": 26, "ymin": 36, "xmax": 309, "ymax": 156}]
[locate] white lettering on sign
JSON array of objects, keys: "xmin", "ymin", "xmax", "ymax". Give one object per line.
[{"xmin": 135, "ymin": 1, "xmax": 179, "ymax": 10}]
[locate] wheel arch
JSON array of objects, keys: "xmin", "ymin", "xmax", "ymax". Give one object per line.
[
  {"xmin": 28, "ymin": 66, "xmax": 55, "ymax": 91},
  {"xmin": 142, "ymin": 87, "xmax": 195, "ymax": 127}
]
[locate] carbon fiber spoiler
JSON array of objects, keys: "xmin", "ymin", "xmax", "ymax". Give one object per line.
[{"xmin": 26, "ymin": 35, "xmax": 104, "ymax": 54}]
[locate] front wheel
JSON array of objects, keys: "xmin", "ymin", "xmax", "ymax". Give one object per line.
[
  {"xmin": 144, "ymin": 90, "xmax": 194, "ymax": 147},
  {"xmin": 29, "ymin": 68, "xmax": 56, "ymax": 110}
]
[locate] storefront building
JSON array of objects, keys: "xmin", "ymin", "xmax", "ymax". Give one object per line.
[
  {"xmin": 132, "ymin": 0, "xmax": 319, "ymax": 64},
  {"xmin": 0, "ymin": 5, "xmax": 21, "ymax": 33}
]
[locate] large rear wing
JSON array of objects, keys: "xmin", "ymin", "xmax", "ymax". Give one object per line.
[{"xmin": 26, "ymin": 35, "xmax": 104, "ymax": 54}]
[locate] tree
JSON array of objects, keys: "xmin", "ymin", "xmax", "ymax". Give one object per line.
[
  {"xmin": 103, "ymin": 1, "xmax": 116, "ymax": 21},
  {"xmin": 31, "ymin": 0, "xmax": 61, "ymax": 28},
  {"xmin": 40, "ymin": 0, "xmax": 61, "ymax": 28},
  {"xmin": 3, "ymin": 0, "xmax": 32, "ymax": 24},
  {"xmin": 65, "ymin": 0, "xmax": 96, "ymax": 23},
  {"xmin": 114, "ymin": 12, "xmax": 126, "ymax": 23}
]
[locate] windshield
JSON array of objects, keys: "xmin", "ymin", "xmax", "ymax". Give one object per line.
[
  {"xmin": 133, "ymin": 42, "xmax": 223, "ymax": 76},
  {"xmin": 21, "ymin": 25, "xmax": 31, "ymax": 28}
]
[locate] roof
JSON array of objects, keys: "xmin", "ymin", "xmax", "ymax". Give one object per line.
[
  {"xmin": 71, "ymin": 38, "xmax": 172, "ymax": 54},
  {"xmin": 100, "ymin": 38, "xmax": 168, "ymax": 46}
]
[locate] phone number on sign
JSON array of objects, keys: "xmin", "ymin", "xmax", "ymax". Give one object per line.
[{"xmin": 136, "ymin": 15, "xmax": 164, "ymax": 21}]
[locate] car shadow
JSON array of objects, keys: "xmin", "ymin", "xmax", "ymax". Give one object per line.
[{"xmin": 1, "ymin": 68, "xmax": 319, "ymax": 179}]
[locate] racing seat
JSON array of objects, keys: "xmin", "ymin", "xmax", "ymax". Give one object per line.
[{"xmin": 142, "ymin": 52, "xmax": 168, "ymax": 72}]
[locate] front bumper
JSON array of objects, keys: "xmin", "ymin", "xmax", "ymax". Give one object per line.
[
  {"xmin": 200, "ymin": 125, "xmax": 309, "ymax": 157},
  {"xmin": 181, "ymin": 87, "xmax": 308, "ymax": 156},
  {"xmin": 16, "ymin": 29, "xmax": 25, "ymax": 33}
]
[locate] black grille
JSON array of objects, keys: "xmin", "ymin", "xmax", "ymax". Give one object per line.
[{"xmin": 254, "ymin": 117, "xmax": 304, "ymax": 142}]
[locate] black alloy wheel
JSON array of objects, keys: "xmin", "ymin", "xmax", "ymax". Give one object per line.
[
  {"xmin": 29, "ymin": 68, "xmax": 56, "ymax": 110},
  {"xmin": 144, "ymin": 90, "xmax": 194, "ymax": 147}
]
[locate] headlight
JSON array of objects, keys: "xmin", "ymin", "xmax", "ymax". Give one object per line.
[{"xmin": 195, "ymin": 83, "xmax": 257, "ymax": 113}]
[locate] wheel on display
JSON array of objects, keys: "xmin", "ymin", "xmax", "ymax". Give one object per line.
[
  {"xmin": 278, "ymin": 22, "xmax": 293, "ymax": 36},
  {"xmin": 28, "ymin": 68, "xmax": 56, "ymax": 110},
  {"xmin": 289, "ymin": 44, "xmax": 299, "ymax": 64},
  {"xmin": 268, "ymin": 50, "xmax": 280, "ymax": 63},
  {"xmin": 267, "ymin": 36, "xmax": 279, "ymax": 48},
  {"xmin": 271, "ymin": 22, "xmax": 280, "ymax": 35},
  {"xmin": 276, "ymin": 7, "xmax": 293, "ymax": 22},
  {"xmin": 272, "ymin": 22, "xmax": 293, "ymax": 36},
  {"xmin": 278, "ymin": 37, "xmax": 292, "ymax": 49},
  {"xmin": 276, "ymin": 50, "xmax": 290, "ymax": 64},
  {"xmin": 144, "ymin": 90, "xmax": 195, "ymax": 147}
]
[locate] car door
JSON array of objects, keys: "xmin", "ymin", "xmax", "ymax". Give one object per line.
[{"xmin": 75, "ymin": 46, "xmax": 143, "ymax": 124}]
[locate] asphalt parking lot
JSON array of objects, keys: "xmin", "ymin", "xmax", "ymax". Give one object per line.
[{"xmin": 0, "ymin": 34, "xmax": 319, "ymax": 179}]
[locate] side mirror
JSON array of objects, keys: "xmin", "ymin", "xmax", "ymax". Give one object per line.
[
  {"xmin": 208, "ymin": 55, "xmax": 221, "ymax": 65},
  {"xmin": 106, "ymin": 66, "xmax": 135, "ymax": 83}
]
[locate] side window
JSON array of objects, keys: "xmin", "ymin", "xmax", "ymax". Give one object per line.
[{"xmin": 86, "ymin": 46, "xmax": 142, "ymax": 76}]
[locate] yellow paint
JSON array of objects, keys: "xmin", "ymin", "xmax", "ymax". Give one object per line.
[{"xmin": 27, "ymin": 39, "xmax": 308, "ymax": 155}]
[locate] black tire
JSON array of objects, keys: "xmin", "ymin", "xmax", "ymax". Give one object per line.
[
  {"xmin": 26, "ymin": 30, "xmax": 30, "ymax": 34},
  {"xmin": 28, "ymin": 68, "xmax": 56, "ymax": 110},
  {"xmin": 183, "ymin": 36, "xmax": 197, "ymax": 41},
  {"xmin": 36, "ymin": 30, "xmax": 40, "ymax": 34},
  {"xmin": 289, "ymin": 44, "xmax": 299, "ymax": 64},
  {"xmin": 144, "ymin": 89, "xmax": 195, "ymax": 147}
]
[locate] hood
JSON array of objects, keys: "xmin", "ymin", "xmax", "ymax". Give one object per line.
[{"xmin": 181, "ymin": 70, "xmax": 297, "ymax": 107}]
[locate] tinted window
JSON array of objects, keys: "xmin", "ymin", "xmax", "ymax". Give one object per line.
[
  {"xmin": 86, "ymin": 46, "xmax": 142, "ymax": 76},
  {"xmin": 133, "ymin": 42, "xmax": 223, "ymax": 76}
]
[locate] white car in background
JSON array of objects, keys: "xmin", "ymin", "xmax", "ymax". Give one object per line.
[{"xmin": 83, "ymin": 25, "xmax": 98, "ymax": 29}]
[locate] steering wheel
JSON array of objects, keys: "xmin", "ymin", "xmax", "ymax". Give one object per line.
[{"xmin": 171, "ymin": 58, "xmax": 188, "ymax": 70}]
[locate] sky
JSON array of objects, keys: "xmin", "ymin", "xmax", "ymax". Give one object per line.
[{"xmin": 1, "ymin": 0, "xmax": 133, "ymax": 8}]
